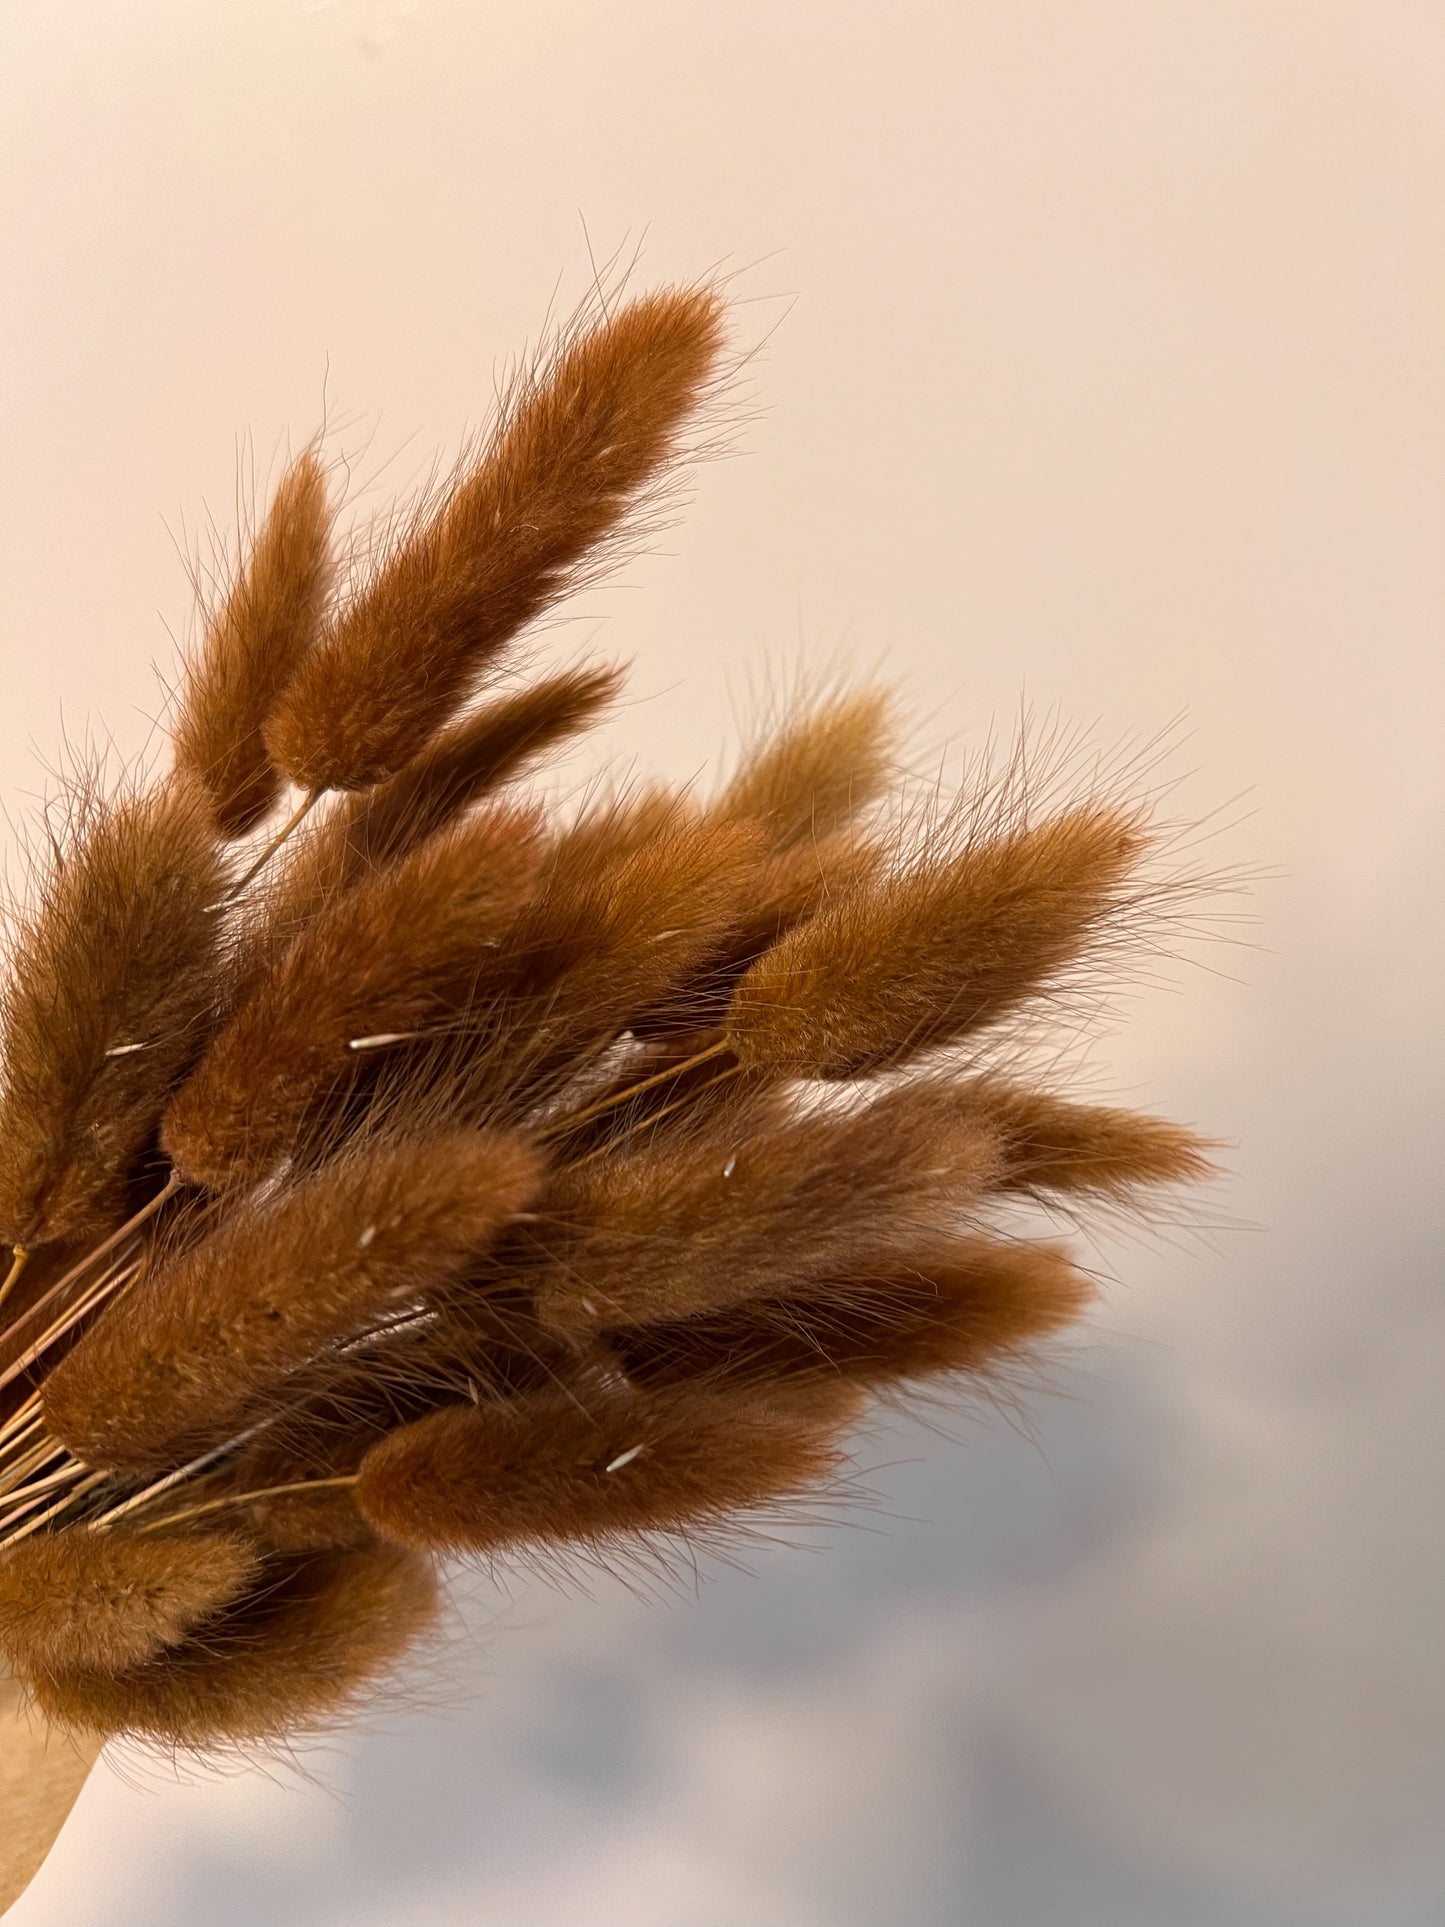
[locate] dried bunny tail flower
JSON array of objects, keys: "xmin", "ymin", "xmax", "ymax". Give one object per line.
[
  {"xmin": 29, "ymin": 1544, "xmax": 439, "ymax": 1748},
  {"xmin": 632, "ymin": 828, "xmax": 885, "ymax": 1039},
  {"xmin": 713, "ymin": 685, "xmax": 893, "ymax": 853},
  {"xmin": 612, "ymin": 1234, "xmax": 1094, "ymax": 1394},
  {"xmin": 355, "ymin": 1377, "xmax": 861, "ymax": 1557},
  {"xmin": 0, "ymin": 772, "xmax": 228, "ymax": 1247},
  {"xmin": 0, "ymin": 1530, "xmax": 260, "ymax": 1675},
  {"xmin": 544, "ymin": 779, "xmax": 696, "ymax": 882},
  {"xmin": 162, "ymin": 802, "xmax": 542, "ymax": 1190},
  {"xmin": 265, "ymin": 284, "xmax": 730, "ymax": 791},
  {"xmin": 952, "ymin": 1079, "xmax": 1221, "ymax": 1201},
  {"xmin": 43, "ymin": 1130, "xmax": 544, "ymax": 1470},
  {"xmin": 235, "ymin": 662, "xmax": 626, "ymax": 983},
  {"xmin": 726, "ymin": 798, "xmax": 1151, "ymax": 1081},
  {"xmin": 448, "ymin": 814, "xmax": 765, "ymax": 1123},
  {"xmin": 171, "ymin": 450, "xmax": 334, "ymax": 836},
  {"xmin": 531, "ymin": 1079, "xmax": 1004, "ymax": 1333},
  {"xmin": 338, "ymin": 662, "xmax": 626, "ymax": 874},
  {"xmin": 233, "ymin": 1293, "xmax": 581, "ymax": 1553}
]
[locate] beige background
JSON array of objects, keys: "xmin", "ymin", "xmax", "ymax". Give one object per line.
[{"xmin": 3, "ymin": 4, "xmax": 1442, "ymax": 1923}]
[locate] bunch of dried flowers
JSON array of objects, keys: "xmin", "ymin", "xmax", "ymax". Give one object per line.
[{"xmin": 0, "ymin": 281, "xmax": 1216, "ymax": 1768}]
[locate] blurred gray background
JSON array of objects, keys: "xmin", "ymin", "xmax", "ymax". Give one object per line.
[{"xmin": 3, "ymin": 3, "xmax": 1442, "ymax": 1922}]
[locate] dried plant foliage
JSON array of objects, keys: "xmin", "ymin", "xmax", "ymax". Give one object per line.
[
  {"xmin": 172, "ymin": 451, "xmax": 334, "ymax": 836},
  {"xmin": 0, "ymin": 276, "xmax": 1228, "ymax": 1787}
]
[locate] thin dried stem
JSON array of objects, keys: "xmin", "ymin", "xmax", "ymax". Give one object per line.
[
  {"xmin": 0, "ymin": 1254, "xmax": 144, "ymax": 1397},
  {"xmin": 134, "ymin": 1475, "xmax": 360, "ymax": 1536},
  {"xmin": 0, "ymin": 1248, "xmax": 30, "ymax": 1316},
  {"xmin": 0, "ymin": 1470, "xmax": 110, "ymax": 1547},
  {"xmin": 0, "ymin": 1175, "xmax": 179, "ymax": 1371},
  {"xmin": 539, "ymin": 1039, "xmax": 729, "ymax": 1140},
  {"xmin": 211, "ymin": 790, "xmax": 320, "ymax": 905}
]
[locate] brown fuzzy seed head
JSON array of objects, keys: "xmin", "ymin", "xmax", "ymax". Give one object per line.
[
  {"xmin": 264, "ymin": 288, "xmax": 727, "ymax": 791},
  {"xmin": 0, "ymin": 775, "xmax": 227, "ymax": 1246},
  {"xmin": 532, "ymin": 1082, "xmax": 1003, "ymax": 1333},
  {"xmin": 614, "ymin": 1235, "xmax": 1094, "ymax": 1392},
  {"xmin": 356, "ymin": 1379, "xmax": 858, "ymax": 1556},
  {"xmin": 29, "ymin": 1545, "xmax": 438, "ymax": 1748},
  {"xmin": 340, "ymin": 663, "xmax": 625, "ymax": 876},
  {"xmin": 631, "ymin": 829, "xmax": 885, "ymax": 1040},
  {"xmin": 962, "ymin": 1081, "xmax": 1220, "ymax": 1199},
  {"xmin": 450, "ymin": 815, "xmax": 766, "ymax": 1121},
  {"xmin": 727, "ymin": 802, "xmax": 1149, "ymax": 1079},
  {"xmin": 172, "ymin": 451, "xmax": 333, "ymax": 836},
  {"xmin": 43, "ymin": 1130, "xmax": 544, "ymax": 1469},
  {"xmin": 714, "ymin": 688, "xmax": 893, "ymax": 854},
  {"xmin": 162, "ymin": 803, "xmax": 542, "ymax": 1190},
  {"xmin": 0, "ymin": 1530, "xmax": 259, "ymax": 1676}
]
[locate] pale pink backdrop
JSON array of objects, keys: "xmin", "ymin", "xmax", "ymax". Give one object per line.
[{"xmin": 3, "ymin": 5, "xmax": 1442, "ymax": 1922}]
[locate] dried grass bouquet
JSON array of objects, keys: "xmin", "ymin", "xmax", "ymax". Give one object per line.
[{"xmin": 0, "ymin": 279, "xmax": 1219, "ymax": 1885}]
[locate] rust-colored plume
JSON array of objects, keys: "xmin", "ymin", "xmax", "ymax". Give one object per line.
[
  {"xmin": 0, "ymin": 775, "xmax": 227, "ymax": 1247},
  {"xmin": 633, "ymin": 830, "xmax": 884, "ymax": 1039},
  {"xmin": 264, "ymin": 287, "xmax": 727, "ymax": 792},
  {"xmin": 727, "ymin": 801, "xmax": 1149, "ymax": 1080},
  {"xmin": 714, "ymin": 687, "xmax": 893, "ymax": 854},
  {"xmin": 29, "ymin": 1544, "xmax": 438, "ymax": 1747},
  {"xmin": 0, "ymin": 1529, "xmax": 259, "ymax": 1674},
  {"xmin": 162, "ymin": 803, "xmax": 542, "ymax": 1190},
  {"xmin": 356, "ymin": 1378, "xmax": 860, "ymax": 1557},
  {"xmin": 42, "ymin": 1131, "xmax": 543, "ymax": 1469},
  {"xmin": 450, "ymin": 814, "xmax": 765, "ymax": 1120},
  {"xmin": 337, "ymin": 663, "xmax": 625, "ymax": 875},
  {"xmin": 613, "ymin": 1234, "xmax": 1094, "ymax": 1393},
  {"xmin": 954, "ymin": 1079, "xmax": 1219, "ymax": 1200},
  {"xmin": 531, "ymin": 1082, "xmax": 1003, "ymax": 1333},
  {"xmin": 172, "ymin": 451, "xmax": 333, "ymax": 836}
]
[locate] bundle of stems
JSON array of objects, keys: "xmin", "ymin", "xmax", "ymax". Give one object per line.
[{"xmin": 0, "ymin": 279, "xmax": 1218, "ymax": 1766}]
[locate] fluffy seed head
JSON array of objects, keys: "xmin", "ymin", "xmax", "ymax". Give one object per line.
[
  {"xmin": 714, "ymin": 687, "xmax": 893, "ymax": 853},
  {"xmin": 29, "ymin": 1545, "xmax": 438, "ymax": 1747},
  {"xmin": 356, "ymin": 1378, "xmax": 860, "ymax": 1556},
  {"xmin": 162, "ymin": 803, "xmax": 542, "ymax": 1190},
  {"xmin": 532, "ymin": 1081, "xmax": 1003, "ymax": 1333},
  {"xmin": 172, "ymin": 451, "xmax": 333, "ymax": 836},
  {"xmin": 42, "ymin": 1130, "xmax": 543, "ymax": 1469},
  {"xmin": 954, "ymin": 1079, "xmax": 1220, "ymax": 1199},
  {"xmin": 264, "ymin": 287, "xmax": 727, "ymax": 791},
  {"xmin": 0, "ymin": 774, "xmax": 227, "ymax": 1246},
  {"xmin": 727, "ymin": 801, "xmax": 1149, "ymax": 1079},
  {"xmin": 447, "ymin": 814, "xmax": 766, "ymax": 1121},
  {"xmin": 0, "ymin": 1530, "xmax": 260, "ymax": 1675},
  {"xmin": 337, "ymin": 663, "xmax": 625, "ymax": 876},
  {"xmin": 614, "ymin": 1235, "xmax": 1094, "ymax": 1392}
]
